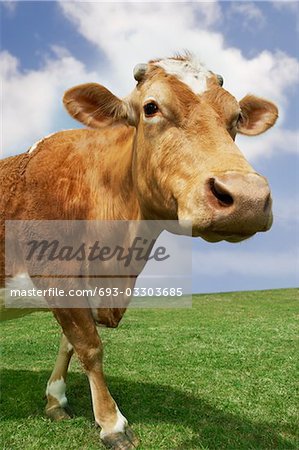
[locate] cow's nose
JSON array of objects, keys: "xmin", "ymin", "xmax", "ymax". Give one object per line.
[{"xmin": 206, "ymin": 172, "xmax": 273, "ymax": 233}]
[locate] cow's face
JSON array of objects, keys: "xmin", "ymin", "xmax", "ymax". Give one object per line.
[{"xmin": 63, "ymin": 55, "xmax": 278, "ymax": 242}]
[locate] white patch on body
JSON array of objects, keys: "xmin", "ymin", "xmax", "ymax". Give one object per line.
[
  {"xmin": 28, "ymin": 132, "xmax": 57, "ymax": 154},
  {"xmin": 92, "ymin": 308, "xmax": 100, "ymax": 322},
  {"xmin": 67, "ymin": 342, "xmax": 73, "ymax": 352},
  {"xmin": 5, "ymin": 272, "xmax": 47, "ymax": 308},
  {"xmin": 155, "ymin": 57, "xmax": 211, "ymax": 94},
  {"xmin": 99, "ymin": 406, "xmax": 128, "ymax": 439},
  {"xmin": 91, "ymin": 308, "xmax": 108, "ymax": 328},
  {"xmin": 7, "ymin": 272, "xmax": 35, "ymax": 291},
  {"xmin": 46, "ymin": 377, "xmax": 68, "ymax": 407},
  {"xmin": 89, "ymin": 295, "xmax": 103, "ymax": 313}
]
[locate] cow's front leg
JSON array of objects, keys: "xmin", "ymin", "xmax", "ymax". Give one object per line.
[
  {"xmin": 45, "ymin": 333, "xmax": 74, "ymax": 420},
  {"xmin": 53, "ymin": 307, "xmax": 139, "ymax": 450}
]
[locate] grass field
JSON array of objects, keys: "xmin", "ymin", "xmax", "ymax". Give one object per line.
[{"xmin": 1, "ymin": 288, "xmax": 298, "ymax": 450}]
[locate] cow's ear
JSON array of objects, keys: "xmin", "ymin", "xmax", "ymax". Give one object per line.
[
  {"xmin": 63, "ymin": 83, "xmax": 133, "ymax": 128},
  {"xmin": 237, "ymin": 95, "xmax": 278, "ymax": 136}
]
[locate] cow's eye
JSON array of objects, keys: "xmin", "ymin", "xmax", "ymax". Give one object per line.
[{"xmin": 144, "ymin": 102, "xmax": 159, "ymax": 117}]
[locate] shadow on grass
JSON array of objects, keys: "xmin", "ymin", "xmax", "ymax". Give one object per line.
[{"xmin": 1, "ymin": 368, "xmax": 297, "ymax": 449}]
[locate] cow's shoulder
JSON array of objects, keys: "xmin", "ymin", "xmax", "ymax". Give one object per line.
[
  {"xmin": 24, "ymin": 126, "xmax": 134, "ymax": 219},
  {"xmin": 1, "ymin": 126, "xmax": 135, "ymax": 220},
  {"xmin": 27, "ymin": 127, "xmax": 134, "ymax": 163}
]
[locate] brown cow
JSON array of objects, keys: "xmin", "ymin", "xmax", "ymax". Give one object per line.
[{"xmin": 0, "ymin": 54, "xmax": 278, "ymax": 449}]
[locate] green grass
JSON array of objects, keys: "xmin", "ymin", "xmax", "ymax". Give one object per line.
[{"xmin": 1, "ymin": 288, "xmax": 298, "ymax": 449}]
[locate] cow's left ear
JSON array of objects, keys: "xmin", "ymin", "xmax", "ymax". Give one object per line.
[
  {"xmin": 237, "ymin": 95, "xmax": 278, "ymax": 136},
  {"xmin": 63, "ymin": 83, "xmax": 135, "ymax": 128}
]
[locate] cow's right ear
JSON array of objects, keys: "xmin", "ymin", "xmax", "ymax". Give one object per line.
[{"xmin": 63, "ymin": 83, "xmax": 133, "ymax": 128}]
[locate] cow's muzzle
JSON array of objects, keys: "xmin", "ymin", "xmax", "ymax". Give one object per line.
[{"xmin": 206, "ymin": 171, "xmax": 273, "ymax": 237}]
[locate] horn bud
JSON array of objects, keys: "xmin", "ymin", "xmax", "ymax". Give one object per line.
[
  {"xmin": 217, "ymin": 74, "xmax": 224, "ymax": 87},
  {"xmin": 133, "ymin": 63, "xmax": 147, "ymax": 82}
]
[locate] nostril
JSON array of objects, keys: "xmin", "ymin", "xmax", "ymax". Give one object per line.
[{"xmin": 209, "ymin": 178, "xmax": 234, "ymax": 207}]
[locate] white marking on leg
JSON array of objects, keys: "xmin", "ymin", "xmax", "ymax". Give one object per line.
[
  {"xmin": 155, "ymin": 56, "xmax": 211, "ymax": 94},
  {"xmin": 89, "ymin": 374, "xmax": 127, "ymax": 437},
  {"xmin": 46, "ymin": 377, "xmax": 68, "ymax": 407},
  {"xmin": 99, "ymin": 406, "xmax": 128, "ymax": 439}
]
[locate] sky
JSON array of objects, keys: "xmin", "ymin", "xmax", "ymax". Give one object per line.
[{"xmin": 1, "ymin": 1, "xmax": 298, "ymax": 294}]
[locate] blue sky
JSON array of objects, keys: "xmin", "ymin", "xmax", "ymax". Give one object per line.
[{"xmin": 1, "ymin": 1, "xmax": 298, "ymax": 293}]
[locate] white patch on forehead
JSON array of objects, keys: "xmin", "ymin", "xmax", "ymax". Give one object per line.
[{"xmin": 154, "ymin": 57, "xmax": 211, "ymax": 94}]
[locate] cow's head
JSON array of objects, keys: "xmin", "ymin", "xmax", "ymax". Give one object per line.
[{"xmin": 63, "ymin": 54, "xmax": 278, "ymax": 242}]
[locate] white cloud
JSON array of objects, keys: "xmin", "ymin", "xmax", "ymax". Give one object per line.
[
  {"xmin": 55, "ymin": 2, "xmax": 299, "ymax": 165},
  {"xmin": 2, "ymin": 1, "xmax": 17, "ymax": 14},
  {"xmin": 59, "ymin": 2, "xmax": 214, "ymax": 94},
  {"xmin": 236, "ymin": 128, "xmax": 299, "ymax": 163},
  {"xmin": 1, "ymin": 48, "xmax": 97, "ymax": 156},
  {"xmin": 272, "ymin": 0, "xmax": 299, "ymax": 31},
  {"xmin": 273, "ymin": 197, "xmax": 299, "ymax": 228},
  {"xmin": 58, "ymin": 2, "xmax": 298, "ymax": 102},
  {"xmin": 1, "ymin": 2, "xmax": 298, "ymax": 161},
  {"xmin": 229, "ymin": 2, "xmax": 265, "ymax": 28},
  {"xmin": 192, "ymin": 0, "xmax": 221, "ymax": 26},
  {"xmin": 272, "ymin": 0, "xmax": 299, "ymax": 12},
  {"xmin": 193, "ymin": 248, "xmax": 299, "ymax": 277}
]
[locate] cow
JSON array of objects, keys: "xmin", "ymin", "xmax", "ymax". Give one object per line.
[{"xmin": 0, "ymin": 54, "xmax": 278, "ymax": 449}]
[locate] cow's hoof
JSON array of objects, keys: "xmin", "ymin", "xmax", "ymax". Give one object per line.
[
  {"xmin": 45, "ymin": 405, "xmax": 72, "ymax": 421},
  {"xmin": 101, "ymin": 426, "xmax": 139, "ymax": 449}
]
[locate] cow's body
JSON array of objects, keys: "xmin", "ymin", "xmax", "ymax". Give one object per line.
[
  {"xmin": 1, "ymin": 129, "xmax": 138, "ymax": 326},
  {"xmin": 0, "ymin": 54, "xmax": 278, "ymax": 449}
]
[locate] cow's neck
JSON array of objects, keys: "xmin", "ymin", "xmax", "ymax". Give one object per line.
[{"xmin": 87, "ymin": 127, "xmax": 140, "ymax": 221}]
